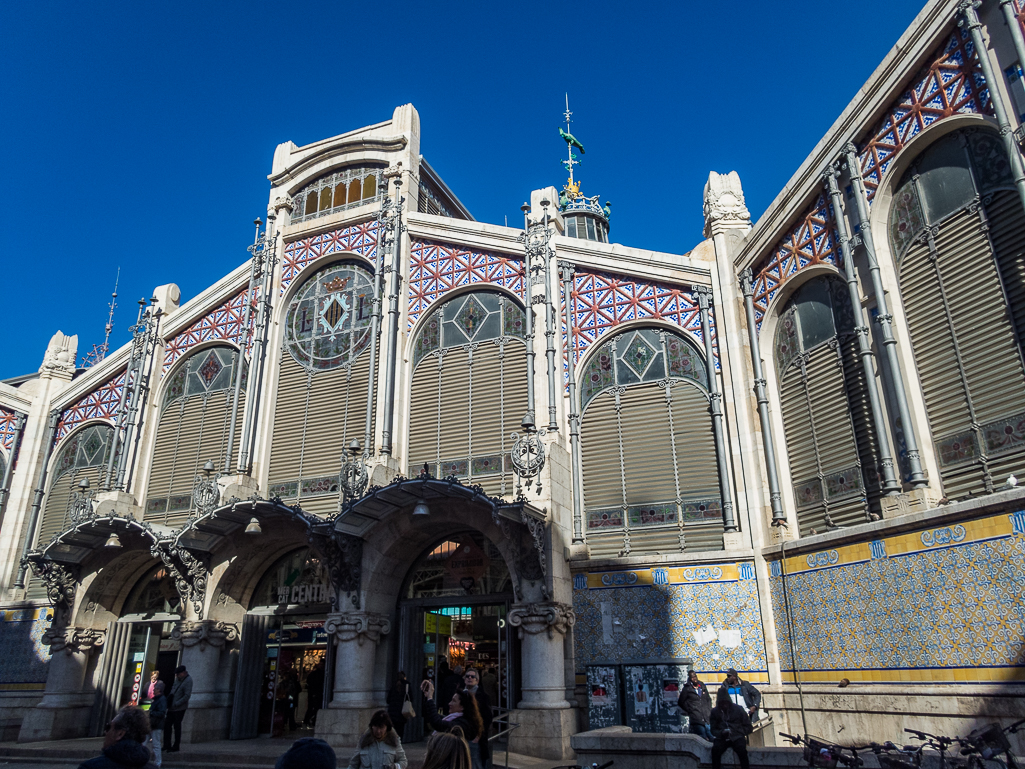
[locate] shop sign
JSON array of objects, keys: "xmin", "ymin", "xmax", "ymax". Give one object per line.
[
  {"xmin": 276, "ymin": 582, "xmax": 328, "ymax": 605},
  {"xmin": 159, "ymin": 639, "xmax": 180, "ymax": 652},
  {"xmin": 267, "ymin": 627, "xmax": 329, "ymax": 645},
  {"xmin": 424, "ymin": 613, "xmax": 452, "ymax": 635},
  {"xmin": 446, "ymin": 538, "xmax": 489, "ymax": 580}
]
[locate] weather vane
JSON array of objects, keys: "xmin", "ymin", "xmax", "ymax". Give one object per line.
[
  {"xmin": 82, "ymin": 268, "xmax": 119, "ymax": 368},
  {"xmin": 559, "ymin": 93, "xmax": 585, "ymax": 194}
]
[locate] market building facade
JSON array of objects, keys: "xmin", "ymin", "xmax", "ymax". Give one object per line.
[{"xmin": 2, "ymin": 0, "xmax": 1025, "ymax": 757}]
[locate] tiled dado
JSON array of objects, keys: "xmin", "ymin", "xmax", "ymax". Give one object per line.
[
  {"xmin": 572, "ymin": 562, "xmax": 768, "ymax": 683},
  {"xmin": 767, "ymin": 509, "xmax": 1025, "ymax": 684},
  {"xmin": 0, "ymin": 607, "xmax": 53, "ymax": 691}
]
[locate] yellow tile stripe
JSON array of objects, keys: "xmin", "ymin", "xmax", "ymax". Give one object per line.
[
  {"xmin": 779, "ymin": 666, "xmax": 1025, "ymax": 684},
  {"xmin": 576, "ymin": 671, "xmax": 770, "ymax": 685},
  {"xmin": 772, "ymin": 510, "xmax": 1020, "ymax": 575},
  {"xmin": 585, "ymin": 562, "xmax": 743, "ymax": 588}
]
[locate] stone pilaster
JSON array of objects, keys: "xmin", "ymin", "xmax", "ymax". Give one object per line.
[
  {"xmin": 172, "ymin": 620, "xmax": 238, "ymax": 743},
  {"xmin": 19, "ymin": 627, "xmax": 105, "ymax": 742}
]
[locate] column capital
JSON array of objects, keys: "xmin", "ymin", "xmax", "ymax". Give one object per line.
[
  {"xmin": 171, "ymin": 620, "xmax": 238, "ymax": 649},
  {"xmin": 43, "ymin": 625, "xmax": 105, "ymax": 655},
  {"xmin": 325, "ymin": 611, "xmax": 392, "ymax": 646},
  {"xmin": 508, "ymin": 601, "xmax": 576, "ymax": 640}
]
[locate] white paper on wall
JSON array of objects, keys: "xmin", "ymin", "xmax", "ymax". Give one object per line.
[
  {"xmin": 718, "ymin": 627, "xmax": 742, "ymax": 649},
  {"xmin": 692, "ymin": 623, "xmax": 717, "ymax": 646}
]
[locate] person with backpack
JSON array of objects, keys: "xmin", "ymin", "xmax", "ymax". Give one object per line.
[{"xmin": 710, "ymin": 688, "xmax": 752, "ymax": 769}]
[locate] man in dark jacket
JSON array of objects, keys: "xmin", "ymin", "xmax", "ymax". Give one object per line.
[
  {"xmin": 147, "ymin": 682, "xmax": 167, "ymax": 767},
  {"xmin": 718, "ymin": 668, "xmax": 761, "ymax": 724},
  {"xmin": 164, "ymin": 665, "xmax": 192, "ymax": 752},
  {"xmin": 463, "ymin": 667, "xmax": 493, "ymax": 767},
  {"xmin": 438, "ymin": 663, "xmax": 463, "ymax": 715},
  {"xmin": 78, "ymin": 705, "xmax": 157, "ymax": 769},
  {"xmin": 678, "ymin": 670, "xmax": 713, "ymax": 741},
  {"xmin": 710, "ymin": 688, "xmax": 752, "ymax": 769}
]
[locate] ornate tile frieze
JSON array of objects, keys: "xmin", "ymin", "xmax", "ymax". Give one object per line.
[
  {"xmin": 55, "ymin": 370, "xmax": 126, "ymax": 441},
  {"xmin": 282, "ymin": 221, "xmax": 381, "ymax": 295},
  {"xmin": 0, "ymin": 607, "xmax": 53, "ymax": 689},
  {"xmin": 162, "ymin": 289, "xmax": 250, "ymax": 373},
  {"xmin": 0, "ymin": 407, "xmax": 19, "ymax": 452}
]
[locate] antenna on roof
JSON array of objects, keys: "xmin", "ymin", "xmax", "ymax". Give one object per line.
[{"xmin": 82, "ymin": 268, "xmax": 119, "ymax": 368}]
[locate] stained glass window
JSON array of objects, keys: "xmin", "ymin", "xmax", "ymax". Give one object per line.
[
  {"xmin": 579, "ymin": 327, "xmax": 706, "ymax": 411},
  {"xmin": 51, "ymin": 424, "xmax": 114, "ymax": 486},
  {"xmin": 411, "ymin": 290, "xmax": 525, "ymax": 370},
  {"xmin": 773, "ymin": 275, "xmax": 853, "ymax": 372},
  {"xmin": 164, "ymin": 345, "xmax": 246, "ymax": 411},
  {"xmin": 292, "ymin": 165, "xmax": 387, "ymax": 224},
  {"xmin": 285, "ymin": 263, "xmax": 375, "ymax": 372}
]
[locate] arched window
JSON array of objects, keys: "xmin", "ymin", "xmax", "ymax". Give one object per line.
[
  {"xmin": 36, "ymin": 423, "xmax": 114, "ymax": 548},
  {"xmin": 888, "ymin": 128, "xmax": 1025, "ymax": 498},
  {"xmin": 250, "ymin": 548, "xmax": 330, "ymax": 611},
  {"xmin": 145, "ymin": 345, "xmax": 246, "ymax": 526},
  {"xmin": 774, "ymin": 275, "xmax": 883, "ymax": 535},
  {"xmin": 408, "ymin": 290, "xmax": 526, "ymax": 496},
  {"xmin": 292, "ymin": 166, "xmax": 386, "ymax": 224},
  {"xmin": 124, "ymin": 564, "xmax": 184, "ymax": 619},
  {"xmin": 403, "ymin": 532, "xmax": 511, "ymax": 599},
  {"xmin": 578, "ymin": 327, "xmax": 722, "ymax": 556},
  {"xmin": 268, "ymin": 262, "xmax": 376, "ymax": 515}
]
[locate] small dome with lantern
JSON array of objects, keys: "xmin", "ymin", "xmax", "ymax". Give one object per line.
[{"xmin": 556, "ymin": 99, "xmax": 611, "ymax": 243}]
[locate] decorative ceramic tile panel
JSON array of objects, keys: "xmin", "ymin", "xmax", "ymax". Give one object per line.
[
  {"xmin": 569, "ymin": 270, "xmax": 714, "ymax": 368},
  {"xmin": 56, "ymin": 370, "xmax": 126, "ymax": 441},
  {"xmin": 572, "ymin": 562, "xmax": 767, "ymax": 681},
  {"xmin": 408, "ymin": 240, "xmax": 525, "ymax": 328},
  {"xmin": 767, "ymin": 509, "xmax": 1025, "ymax": 683},
  {"xmin": 750, "ymin": 195, "xmax": 838, "ymax": 329},
  {"xmin": 162, "ymin": 289, "xmax": 250, "ymax": 373},
  {"xmin": 0, "ymin": 407, "xmax": 20, "ymax": 452},
  {"xmin": 858, "ymin": 29, "xmax": 992, "ymax": 203},
  {"xmin": 282, "ymin": 220, "xmax": 381, "ymax": 294},
  {"xmin": 0, "ymin": 607, "xmax": 53, "ymax": 690}
]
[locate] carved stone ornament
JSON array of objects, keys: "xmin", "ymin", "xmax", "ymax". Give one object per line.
[
  {"xmin": 703, "ymin": 171, "xmax": 751, "ymax": 236},
  {"xmin": 38, "ymin": 331, "xmax": 79, "ymax": 379},
  {"xmin": 507, "ymin": 602, "xmax": 576, "ymax": 640},
  {"xmin": 171, "ymin": 620, "xmax": 239, "ymax": 649},
  {"xmin": 272, "ymin": 195, "xmax": 294, "ymax": 214},
  {"xmin": 42, "ymin": 626, "xmax": 106, "ymax": 655},
  {"xmin": 325, "ymin": 611, "xmax": 391, "ymax": 646}
]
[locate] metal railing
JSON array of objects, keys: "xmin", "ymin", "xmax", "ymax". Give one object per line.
[{"xmin": 489, "ymin": 708, "xmax": 520, "ymax": 769}]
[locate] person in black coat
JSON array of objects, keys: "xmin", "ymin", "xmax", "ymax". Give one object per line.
[
  {"xmin": 678, "ymin": 670, "xmax": 713, "ymax": 742},
  {"xmin": 147, "ymin": 683, "xmax": 168, "ymax": 767},
  {"xmin": 461, "ymin": 668, "xmax": 493, "ymax": 767},
  {"xmin": 79, "ymin": 705, "xmax": 157, "ymax": 769},
  {"xmin": 709, "ymin": 688, "xmax": 752, "ymax": 769},
  {"xmin": 305, "ymin": 661, "xmax": 325, "ymax": 728},
  {"xmin": 438, "ymin": 664, "xmax": 464, "ymax": 716},
  {"xmin": 386, "ymin": 671, "xmax": 411, "ymax": 736},
  {"xmin": 420, "ymin": 680, "xmax": 483, "ymax": 769},
  {"xmin": 718, "ymin": 668, "xmax": 761, "ymax": 724}
]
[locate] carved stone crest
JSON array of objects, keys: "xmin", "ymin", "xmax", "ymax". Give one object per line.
[
  {"xmin": 38, "ymin": 331, "xmax": 78, "ymax": 380},
  {"xmin": 171, "ymin": 620, "xmax": 238, "ymax": 649},
  {"xmin": 703, "ymin": 171, "xmax": 751, "ymax": 236},
  {"xmin": 43, "ymin": 626, "xmax": 106, "ymax": 654},
  {"xmin": 325, "ymin": 612, "xmax": 391, "ymax": 646},
  {"xmin": 507, "ymin": 602, "xmax": 576, "ymax": 639}
]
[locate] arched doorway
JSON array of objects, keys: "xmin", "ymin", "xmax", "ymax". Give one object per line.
[
  {"xmin": 396, "ymin": 530, "xmax": 517, "ymax": 742},
  {"xmin": 233, "ymin": 547, "xmax": 331, "ymax": 739}
]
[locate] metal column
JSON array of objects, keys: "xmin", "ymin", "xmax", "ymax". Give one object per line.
[
  {"xmin": 380, "ymin": 175, "xmax": 404, "ymax": 456},
  {"xmin": 559, "ymin": 262, "xmax": 584, "ymax": 543},
  {"xmin": 14, "ymin": 410, "xmax": 60, "ymax": 588}
]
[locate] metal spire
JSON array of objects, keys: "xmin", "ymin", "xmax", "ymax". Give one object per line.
[
  {"xmin": 83, "ymin": 269, "xmax": 119, "ymax": 368},
  {"xmin": 563, "ymin": 93, "xmax": 579, "ymax": 187}
]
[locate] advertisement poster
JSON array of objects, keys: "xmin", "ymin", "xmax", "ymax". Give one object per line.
[
  {"xmin": 662, "ymin": 679, "xmax": 680, "ymax": 708},
  {"xmin": 586, "ymin": 665, "xmax": 621, "ymax": 728},
  {"xmin": 623, "ymin": 663, "xmax": 691, "ymax": 734}
]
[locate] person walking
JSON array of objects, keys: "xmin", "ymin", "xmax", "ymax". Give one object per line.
[
  {"xmin": 305, "ymin": 661, "xmax": 325, "ymax": 728},
  {"xmin": 678, "ymin": 670, "xmax": 713, "ymax": 742},
  {"xmin": 420, "ymin": 680, "xmax": 483, "ymax": 769},
  {"xmin": 163, "ymin": 665, "xmax": 192, "ymax": 752},
  {"xmin": 422, "ymin": 730, "xmax": 472, "ymax": 769},
  {"xmin": 718, "ymin": 668, "xmax": 761, "ymax": 724},
  {"xmin": 438, "ymin": 664, "xmax": 463, "ymax": 715},
  {"xmin": 386, "ymin": 672, "xmax": 411, "ymax": 737},
  {"xmin": 461, "ymin": 669, "xmax": 492, "ymax": 768},
  {"xmin": 480, "ymin": 668, "xmax": 498, "ymax": 708},
  {"xmin": 78, "ymin": 705, "xmax": 156, "ymax": 769},
  {"xmin": 710, "ymin": 688, "xmax": 752, "ymax": 769},
  {"xmin": 147, "ymin": 682, "xmax": 167, "ymax": 767},
  {"xmin": 146, "ymin": 672, "xmax": 160, "ymax": 701},
  {"xmin": 347, "ymin": 710, "xmax": 407, "ymax": 769}
]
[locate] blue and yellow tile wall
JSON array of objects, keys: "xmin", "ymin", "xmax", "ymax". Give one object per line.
[
  {"xmin": 572, "ymin": 561, "xmax": 769, "ymax": 683},
  {"xmin": 0, "ymin": 607, "xmax": 53, "ymax": 691},
  {"xmin": 767, "ymin": 509, "xmax": 1025, "ymax": 683}
]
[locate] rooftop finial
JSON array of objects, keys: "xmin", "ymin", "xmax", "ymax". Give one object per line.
[
  {"xmin": 560, "ymin": 93, "xmax": 584, "ymax": 192},
  {"xmin": 82, "ymin": 268, "xmax": 120, "ymax": 368}
]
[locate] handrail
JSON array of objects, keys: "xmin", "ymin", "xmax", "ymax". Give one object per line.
[{"xmin": 489, "ymin": 710, "xmax": 521, "ymax": 769}]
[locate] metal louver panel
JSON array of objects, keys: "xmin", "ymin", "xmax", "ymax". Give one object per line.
[
  {"xmin": 267, "ymin": 351, "xmax": 374, "ymax": 518},
  {"xmin": 670, "ymin": 385, "xmax": 720, "ymax": 497},
  {"xmin": 838, "ymin": 335, "xmax": 883, "ymax": 511},
  {"xmin": 145, "ymin": 392, "xmax": 245, "ymax": 527},
  {"xmin": 580, "ymin": 393, "xmax": 624, "ymax": 514},
  {"xmin": 620, "ymin": 385, "xmax": 677, "ymax": 505},
  {"xmin": 436, "ymin": 349, "xmax": 471, "ymax": 462},
  {"xmin": 899, "ymin": 206, "xmax": 1025, "ymax": 498},
  {"xmin": 987, "ymin": 189, "xmax": 1025, "ymax": 348}
]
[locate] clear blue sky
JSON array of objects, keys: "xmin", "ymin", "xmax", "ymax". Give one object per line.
[{"xmin": 1, "ymin": 0, "xmax": 928, "ymax": 380}]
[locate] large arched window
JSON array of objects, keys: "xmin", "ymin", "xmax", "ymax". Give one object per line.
[
  {"xmin": 888, "ymin": 128, "xmax": 1025, "ymax": 498},
  {"xmin": 268, "ymin": 262, "xmax": 376, "ymax": 515},
  {"xmin": 36, "ymin": 423, "xmax": 115, "ymax": 548},
  {"xmin": 578, "ymin": 327, "xmax": 723, "ymax": 556},
  {"xmin": 145, "ymin": 345, "xmax": 246, "ymax": 526},
  {"xmin": 292, "ymin": 166, "xmax": 385, "ymax": 224},
  {"xmin": 774, "ymin": 275, "xmax": 883, "ymax": 535},
  {"xmin": 408, "ymin": 290, "xmax": 527, "ymax": 496}
]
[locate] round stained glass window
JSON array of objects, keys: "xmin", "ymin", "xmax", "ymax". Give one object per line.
[{"xmin": 285, "ymin": 263, "xmax": 375, "ymax": 371}]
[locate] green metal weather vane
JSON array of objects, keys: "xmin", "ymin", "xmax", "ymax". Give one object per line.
[{"xmin": 561, "ymin": 94, "xmax": 584, "ymax": 192}]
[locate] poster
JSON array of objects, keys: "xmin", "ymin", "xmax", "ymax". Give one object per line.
[
  {"xmin": 586, "ymin": 665, "xmax": 621, "ymax": 728},
  {"xmin": 633, "ymin": 681, "xmax": 649, "ymax": 715},
  {"xmin": 623, "ymin": 663, "xmax": 691, "ymax": 734},
  {"xmin": 662, "ymin": 679, "xmax": 680, "ymax": 708}
]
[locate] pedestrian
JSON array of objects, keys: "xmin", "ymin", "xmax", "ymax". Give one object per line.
[
  {"xmin": 164, "ymin": 665, "xmax": 192, "ymax": 752},
  {"xmin": 386, "ymin": 671, "xmax": 411, "ymax": 736},
  {"xmin": 420, "ymin": 680, "xmax": 483, "ymax": 769},
  {"xmin": 276, "ymin": 737, "xmax": 337, "ymax": 769},
  {"xmin": 710, "ymin": 688, "xmax": 752, "ymax": 769},
  {"xmin": 461, "ymin": 669, "xmax": 492, "ymax": 768},
  {"xmin": 146, "ymin": 671, "xmax": 160, "ymax": 701},
  {"xmin": 438, "ymin": 664, "xmax": 463, "ymax": 715},
  {"xmin": 422, "ymin": 730, "xmax": 472, "ymax": 769},
  {"xmin": 678, "ymin": 670, "xmax": 713, "ymax": 742},
  {"xmin": 480, "ymin": 668, "xmax": 498, "ymax": 707},
  {"xmin": 347, "ymin": 710, "xmax": 407, "ymax": 769},
  {"xmin": 78, "ymin": 705, "xmax": 156, "ymax": 769},
  {"xmin": 147, "ymin": 682, "xmax": 167, "ymax": 767},
  {"xmin": 283, "ymin": 670, "xmax": 301, "ymax": 731},
  {"xmin": 305, "ymin": 660, "xmax": 325, "ymax": 728},
  {"xmin": 718, "ymin": 668, "xmax": 761, "ymax": 724}
]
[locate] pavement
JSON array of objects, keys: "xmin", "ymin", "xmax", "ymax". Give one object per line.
[{"xmin": 0, "ymin": 735, "xmax": 575, "ymax": 769}]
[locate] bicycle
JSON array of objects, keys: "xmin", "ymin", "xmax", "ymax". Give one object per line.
[
  {"xmin": 552, "ymin": 761, "xmax": 614, "ymax": 769},
  {"xmin": 781, "ymin": 732, "xmax": 868, "ymax": 768}
]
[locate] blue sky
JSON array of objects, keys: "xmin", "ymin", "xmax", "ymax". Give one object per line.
[{"xmin": 1, "ymin": 0, "xmax": 928, "ymax": 379}]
